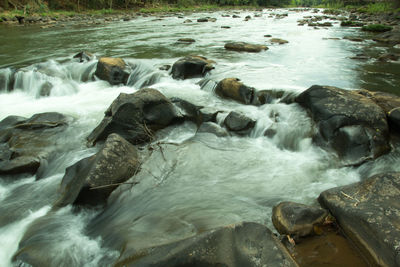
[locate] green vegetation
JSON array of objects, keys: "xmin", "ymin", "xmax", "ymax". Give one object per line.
[{"xmin": 362, "ymin": 24, "xmax": 393, "ymax": 32}]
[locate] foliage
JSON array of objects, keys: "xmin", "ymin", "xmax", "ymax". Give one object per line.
[{"xmin": 361, "ymin": 24, "xmax": 393, "ymax": 32}]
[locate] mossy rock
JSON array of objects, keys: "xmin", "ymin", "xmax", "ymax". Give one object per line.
[
  {"xmin": 340, "ymin": 20, "xmax": 364, "ymax": 27},
  {"xmin": 362, "ymin": 24, "xmax": 393, "ymax": 33}
]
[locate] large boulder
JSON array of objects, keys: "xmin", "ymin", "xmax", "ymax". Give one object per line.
[
  {"xmin": 272, "ymin": 201, "xmax": 328, "ymax": 237},
  {"xmin": 296, "ymin": 85, "xmax": 390, "ymax": 165},
  {"xmin": 355, "ymin": 89, "xmax": 400, "ymax": 115},
  {"xmin": 319, "ymin": 172, "xmax": 400, "ymax": 267},
  {"xmin": 171, "ymin": 56, "xmax": 215, "ymax": 80},
  {"xmin": 224, "ymin": 42, "xmax": 268, "ymax": 53},
  {"xmin": 115, "ymin": 222, "xmax": 298, "ymax": 267},
  {"xmin": 215, "ymin": 78, "xmax": 255, "ymax": 104},
  {"xmin": 94, "ymin": 57, "xmax": 130, "ymax": 85},
  {"xmin": 87, "ymin": 88, "xmax": 180, "ymax": 146},
  {"xmin": 55, "ymin": 133, "xmax": 140, "ymax": 208},
  {"xmin": 0, "ymin": 112, "xmax": 70, "ymax": 176},
  {"xmin": 224, "ymin": 111, "xmax": 256, "ymax": 135}
]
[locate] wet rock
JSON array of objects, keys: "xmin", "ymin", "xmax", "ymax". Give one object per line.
[
  {"xmin": 215, "ymin": 78, "xmax": 255, "ymax": 105},
  {"xmin": 377, "ymin": 53, "xmax": 400, "ymax": 62},
  {"xmin": 209, "ymin": 18, "xmax": 217, "ymax": 22},
  {"xmin": 389, "ymin": 107, "xmax": 400, "ymax": 131},
  {"xmin": 197, "ymin": 122, "xmax": 229, "ymax": 137},
  {"xmin": 73, "ymin": 51, "xmax": 93, "ymax": 63},
  {"xmin": 39, "ymin": 81, "xmax": 53, "ymax": 97},
  {"xmin": 252, "ymin": 90, "xmax": 286, "ymax": 105},
  {"xmin": 94, "ymin": 57, "xmax": 130, "ymax": 85},
  {"xmin": 170, "ymin": 97, "xmax": 201, "ymax": 124},
  {"xmin": 224, "ymin": 111, "xmax": 256, "ymax": 135},
  {"xmin": 343, "ymin": 36, "xmax": 363, "ymax": 42},
  {"xmin": 225, "ymin": 42, "xmax": 268, "ymax": 53},
  {"xmin": 270, "ymin": 38, "xmax": 289, "ymax": 44},
  {"xmin": 54, "ymin": 133, "xmax": 140, "ymax": 208},
  {"xmin": 272, "ymin": 202, "xmax": 328, "ymax": 237},
  {"xmin": 221, "ymin": 25, "xmax": 231, "ymax": 29},
  {"xmin": 177, "ymin": 38, "xmax": 195, "ymax": 43},
  {"xmin": 158, "ymin": 64, "xmax": 171, "ymax": 71},
  {"xmin": 319, "ymin": 172, "xmax": 400, "ymax": 267},
  {"xmin": 15, "ymin": 15, "xmax": 24, "ymax": 24},
  {"xmin": 232, "ymin": 14, "xmax": 241, "ymax": 18},
  {"xmin": 87, "ymin": 88, "xmax": 180, "ymax": 146},
  {"xmin": 115, "ymin": 222, "xmax": 298, "ymax": 267},
  {"xmin": 171, "ymin": 55, "xmax": 215, "ymax": 80},
  {"xmin": 197, "ymin": 17, "xmax": 208, "ymax": 22},
  {"xmin": 264, "ymin": 34, "xmax": 272, "ymax": 37},
  {"xmin": 373, "ymin": 29, "xmax": 400, "ymax": 45},
  {"xmin": 350, "ymin": 54, "xmax": 369, "ymax": 60},
  {"xmin": 355, "ymin": 89, "xmax": 400, "ymax": 115},
  {"xmin": 0, "ymin": 112, "xmax": 70, "ymax": 176},
  {"xmin": 183, "ymin": 19, "xmax": 192, "ymax": 23},
  {"xmin": 296, "ymin": 85, "xmax": 390, "ymax": 165},
  {"xmin": 199, "ymin": 107, "xmax": 220, "ymax": 123}
]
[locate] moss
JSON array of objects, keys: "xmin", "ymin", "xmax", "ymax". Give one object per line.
[
  {"xmin": 341, "ymin": 20, "xmax": 364, "ymax": 27},
  {"xmin": 362, "ymin": 24, "xmax": 393, "ymax": 33}
]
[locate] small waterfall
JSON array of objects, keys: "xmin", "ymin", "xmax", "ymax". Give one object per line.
[
  {"xmin": 126, "ymin": 60, "xmax": 164, "ymax": 89},
  {"xmin": 0, "ymin": 68, "xmax": 15, "ymax": 92}
]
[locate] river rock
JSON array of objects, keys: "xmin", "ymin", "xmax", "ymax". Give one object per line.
[
  {"xmin": 215, "ymin": 78, "xmax": 255, "ymax": 105},
  {"xmin": 177, "ymin": 38, "xmax": 195, "ymax": 43},
  {"xmin": 94, "ymin": 57, "xmax": 130, "ymax": 85},
  {"xmin": 269, "ymin": 38, "xmax": 289, "ymax": 44},
  {"xmin": 171, "ymin": 56, "xmax": 215, "ymax": 80},
  {"xmin": 73, "ymin": 51, "xmax": 93, "ymax": 63},
  {"xmin": 224, "ymin": 111, "xmax": 256, "ymax": 135},
  {"xmin": 388, "ymin": 107, "xmax": 400, "ymax": 131},
  {"xmin": 0, "ymin": 112, "xmax": 70, "ymax": 176},
  {"xmin": 373, "ymin": 29, "xmax": 400, "ymax": 45},
  {"xmin": 197, "ymin": 17, "xmax": 208, "ymax": 22},
  {"xmin": 252, "ymin": 90, "xmax": 286, "ymax": 105},
  {"xmin": 319, "ymin": 172, "xmax": 400, "ymax": 267},
  {"xmin": 197, "ymin": 122, "xmax": 229, "ymax": 137},
  {"xmin": 224, "ymin": 42, "xmax": 268, "ymax": 53},
  {"xmin": 377, "ymin": 53, "xmax": 400, "ymax": 62},
  {"xmin": 354, "ymin": 90, "xmax": 400, "ymax": 115},
  {"xmin": 296, "ymin": 85, "xmax": 390, "ymax": 165},
  {"xmin": 87, "ymin": 88, "xmax": 180, "ymax": 146},
  {"xmin": 55, "ymin": 133, "xmax": 140, "ymax": 208},
  {"xmin": 199, "ymin": 107, "xmax": 220, "ymax": 123},
  {"xmin": 170, "ymin": 97, "xmax": 201, "ymax": 124},
  {"xmin": 115, "ymin": 222, "xmax": 298, "ymax": 267},
  {"xmin": 272, "ymin": 201, "xmax": 328, "ymax": 237}
]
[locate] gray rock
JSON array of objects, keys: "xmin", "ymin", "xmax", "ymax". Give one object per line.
[
  {"xmin": 199, "ymin": 107, "xmax": 220, "ymax": 123},
  {"xmin": 272, "ymin": 201, "xmax": 328, "ymax": 237},
  {"xmin": 115, "ymin": 222, "xmax": 298, "ymax": 267},
  {"xmin": 171, "ymin": 56, "xmax": 215, "ymax": 80},
  {"xmin": 296, "ymin": 85, "xmax": 390, "ymax": 165},
  {"xmin": 197, "ymin": 122, "xmax": 229, "ymax": 137},
  {"xmin": 224, "ymin": 111, "xmax": 256, "ymax": 135},
  {"xmin": 87, "ymin": 88, "xmax": 180, "ymax": 146},
  {"xmin": 388, "ymin": 107, "xmax": 400, "ymax": 131},
  {"xmin": 319, "ymin": 172, "xmax": 400, "ymax": 267},
  {"xmin": 55, "ymin": 133, "xmax": 140, "ymax": 208}
]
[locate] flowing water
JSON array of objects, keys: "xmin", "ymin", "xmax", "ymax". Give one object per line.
[{"xmin": 0, "ymin": 8, "xmax": 399, "ymax": 266}]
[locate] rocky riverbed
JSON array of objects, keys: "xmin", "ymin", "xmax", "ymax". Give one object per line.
[{"xmin": 0, "ymin": 7, "xmax": 400, "ymax": 266}]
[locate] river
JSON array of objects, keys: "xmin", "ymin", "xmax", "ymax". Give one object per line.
[{"xmin": 0, "ymin": 8, "xmax": 399, "ymax": 266}]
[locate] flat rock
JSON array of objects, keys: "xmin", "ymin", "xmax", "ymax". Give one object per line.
[
  {"xmin": 115, "ymin": 222, "xmax": 298, "ymax": 267},
  {"xmin": 272, "ymin": 201, "xmax": 328, "ymax": 237},
  {"xmin": 270, "ymin": 38, "xmax": 289, "ymax": 44},
  {"xmin": 224, "ymin": 42, "xmax": 268, "ymax": 53},
  {"xmin": 319, "ymin": 172, "xmax": 400, "ymax": 267},
  {"xmin": 197, "ymin": 122, "xmax": 229, "ymax": 137},
  {"xmin": 296, "ymin": 85, "xmax": 390, "ymax": 165}
]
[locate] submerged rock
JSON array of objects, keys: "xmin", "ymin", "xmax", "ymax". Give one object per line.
[
  {"xmin": 55, "ymin": 133, "xmax": 140, "ymax": 208},
  {"xmin": 171, "ymin": 55, "xmax": 215, "ymax": 80},
  {"xmin": 115, "ymin": 222, "xmax": 298, "ymax": 267},
  {"xmin": 73, "ymin": 51, "xmax": 93, "ymax": 63},
  {"xmin": 94, "ymin": 57, "xmax": 130, "ymax": 85},
  {"xmin": 224, "ymin": 111, "xmax": 255, "ymax": 135},
  {"xmin": 224, "ymin": 42, "xmax": 268, "ymax": 53},
  {"xmin": 197, "ymin": 122, "xmax": 229, "ymax": 137},
  {"xmin": 177, "ymin": 38, "xmax": 195, "ymax": 43},
  {"xmin": 215, "ymin": 78, "xmax": 255, "ymax": 104},
  {"xmin": 296, "ymin": 85, "xmax": 390, "ymax": 165},
  {"xmin": 0, "ymin": 112, "xmax": 70, "ymax": 176},
  {"xmin": 87, "ymin": 88, "xmax": 180, "ymax": 146},
  {"xmin": 270, "ymin": 38, "xmax": 289, "ymax": 44},
  {"xmin": 272, "ymin": 201, "xmax": 328, "ymax": 237},
  {"xmin": 319, "ymin": 172, "xmax": 400, "ymax": 267}
]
